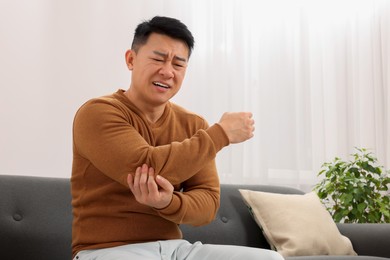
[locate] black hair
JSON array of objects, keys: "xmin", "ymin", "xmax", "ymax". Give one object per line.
[{"xmin": 131, "ymin": 16, "xmax": 194, "ymax": 57}]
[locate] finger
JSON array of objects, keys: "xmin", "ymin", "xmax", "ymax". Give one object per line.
[
  {"xmin": 127, "ymin": 174, "xmax": 134, "ymax": 191},
  {"xmin": 155, "ymin": 175, "xmax": 174, "ymax": 193},
  {"xmin": 139, "ymin": 164, "xmax": 149, "ymax": 195},
  {"xmin": 246, "ymin": 115, "xmax": 253, "ymax": 127},
  {"xmin": 132, "ymin": 166, "xmax": 142, "ymax": 196},
  {"xmin": 147, "ymin": 168, "xmax": 159, "ymax": 197}
]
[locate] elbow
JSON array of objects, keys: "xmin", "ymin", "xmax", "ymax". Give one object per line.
[{"xmin": 192, "ymin": 195, "xmax": 220, "ymax": 226}]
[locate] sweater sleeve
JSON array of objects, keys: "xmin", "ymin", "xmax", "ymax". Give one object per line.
[
  {"xmin": 73, "ymin": 98, "xmax": 229, "ymax": 187},
  {"xmin": 156, "ymin": 159, "xmax": 220, "ymax": 226}
]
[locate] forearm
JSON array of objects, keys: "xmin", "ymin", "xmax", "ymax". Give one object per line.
[
  {"xmin": 152, "ymin": 124, "xmax": 226, "ymax": 184},
  {"xmin": 156, "ymin": 161, "xmax": 220, "ymax": 226}
]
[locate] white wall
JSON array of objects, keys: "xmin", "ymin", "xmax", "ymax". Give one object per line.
[
  {"xmin": 0, "ymin": 1, "xmax": 139, "ymax": 177},
  {"xmin": 0, "ymin": 0, "xmax": 225, "ymax": 178}
]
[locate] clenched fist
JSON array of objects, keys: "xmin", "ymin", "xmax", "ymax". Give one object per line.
[{"xmin": 218, "ymin": 112, "xmax": 255, "ymax": 144}]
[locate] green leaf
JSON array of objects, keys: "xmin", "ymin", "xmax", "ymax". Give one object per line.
[
  {"xmin": 349, "ymin": 167, "xmax": 360, "ymax": 178},
  {"xmin": 334, "ymin": 212, "xmax": 344, "ymax": 222},
  {"xmin": 357, "ymin": 202, "xmax": 367, "ymax": 213},
  {"xmin": 340, "ymin": 193, "xmax": 353, "ymax": 204}
]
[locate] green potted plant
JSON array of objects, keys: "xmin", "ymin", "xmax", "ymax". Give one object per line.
[{"xmin": 314, "ymin": 147, "xmax": 390, "ymax": 223}]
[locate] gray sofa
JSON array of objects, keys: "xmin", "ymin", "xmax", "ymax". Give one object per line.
[{"xmin": 0, "ymin": 175, "xmax": 389, "ymax": 260}]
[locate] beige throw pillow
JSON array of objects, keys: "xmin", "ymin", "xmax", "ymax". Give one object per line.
[{"xmin": 239, "ymin": 189, "xmax": 357, "ymax": 257}]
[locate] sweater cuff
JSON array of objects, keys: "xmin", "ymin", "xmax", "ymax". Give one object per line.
[
  {"xmin": 155, "ymin": 193, "xmax": 181, "ymax": 216},
  {"xmin": 206, "ymin": 123, "xmax": 230, "ymax": 152}
]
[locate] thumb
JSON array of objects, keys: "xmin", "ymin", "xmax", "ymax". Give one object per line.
[
  {"xmin": 127, "ymin": 174, "xmax": 134, "ymax": 190},
  {"xmin": 155, "ymin": 175, "xmax": 173, "ymax": 192}
]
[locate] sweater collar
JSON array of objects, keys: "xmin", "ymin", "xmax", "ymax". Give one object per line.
[{"xmin": 114, "ymin": 89, "xmax": 171, "ymax": 128}]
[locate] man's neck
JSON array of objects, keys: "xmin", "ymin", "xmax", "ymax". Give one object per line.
[{"xmin": 124, "ymin": 89, "xmax": 166, "ymax": 124}]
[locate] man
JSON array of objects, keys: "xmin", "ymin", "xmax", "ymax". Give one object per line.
[{"xmin": 71, "ymin": 16, "xmax": 283, "ymax": 260}]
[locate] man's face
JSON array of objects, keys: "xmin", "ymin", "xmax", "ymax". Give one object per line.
[{"xmin": 126, "ymin": 33, "xmax": 189, "ymax": 108}]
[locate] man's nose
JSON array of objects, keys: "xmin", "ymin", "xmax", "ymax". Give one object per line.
[{"xmin": 159, "ymin": 62, "xmax": 174, "ymax": 78}]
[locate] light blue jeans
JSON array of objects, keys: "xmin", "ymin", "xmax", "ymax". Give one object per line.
[{"xmin": 73, "ymin": 239, "xmax": 284, "ymax": 260}]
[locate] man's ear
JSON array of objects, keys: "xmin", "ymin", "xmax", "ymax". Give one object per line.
[{"xmin": 125, "ymin": 49, "xmax": 135, "ymax": 70}]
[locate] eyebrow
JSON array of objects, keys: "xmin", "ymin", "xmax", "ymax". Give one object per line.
[{"xmin": 153, "ymin": 51, "xmax": 187, "ymax": 62}]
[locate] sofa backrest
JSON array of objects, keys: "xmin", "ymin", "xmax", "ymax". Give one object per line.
[
  {"xmin": 0, "ymin": 175, "xmax": 73, "ymax": 260},
  {"xmin": 180, "ymin": 184, "xmax": 304, "ymax": 248},
  {"xmin": 0, "ymin": 175, "xmax": 304, "ymax": 260}
]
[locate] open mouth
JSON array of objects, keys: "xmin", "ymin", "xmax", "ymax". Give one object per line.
[{"xmin": 153, "ymin": 81, "xmax": 170, "ymax": 89}]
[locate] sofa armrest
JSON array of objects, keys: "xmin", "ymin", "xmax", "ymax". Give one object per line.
[{"xmin": 337, "ymin": 223, "xmax": 390, "ymax": 258}]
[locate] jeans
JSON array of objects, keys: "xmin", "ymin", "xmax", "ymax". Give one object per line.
[{"xmin": 73, "ymin": 239, "xmax": 284, "ymax": 260}]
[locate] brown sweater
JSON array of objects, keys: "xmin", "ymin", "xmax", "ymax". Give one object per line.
[{"xmin": 71, "ymin": 89, "xmax": 229, "ymax": 256}]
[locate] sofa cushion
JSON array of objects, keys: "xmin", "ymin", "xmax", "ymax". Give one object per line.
[{"xmin": 239, "ymin": 190, "xmax": 357, "ymax": 258}]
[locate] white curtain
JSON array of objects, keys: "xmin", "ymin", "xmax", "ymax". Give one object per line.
[
  {"xmin": 0, "ymin": 0, "xmax": 388, "ymax": 191},
  {"xmin": 176, "ymin": 0, "xmax": 390, "ymax": 191}
]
